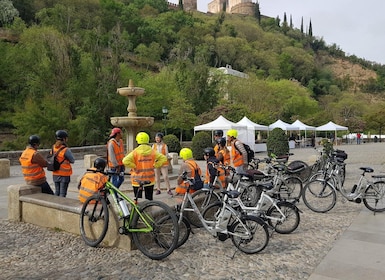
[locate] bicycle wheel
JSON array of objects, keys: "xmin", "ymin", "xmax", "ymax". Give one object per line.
[
  {"xmin": 186, "ymin": 189, "xmax": 221, "ymax": 227},
  {"xmin": 229, "ymin": 215, "xmax": 269, "ymax": 254},
  {"xmin": 278, "ymin": 176, "xmax": 302, "ymax": 202},
  {"xmin": 363, "ymin": 181, "xmax": 385, "ymax": 212},
  {"xmin": 131, "ymin": 200, "xmax": 179, "ymax": 260},
  {"xmin": 266, "ymin": 201, "xmax": 300, "ymax": 234},
  {"xmin": 79, "ymin": 194, "xmax": 109, "ymax": 247},
  {"xmin": 288, "ymin": 160, "xmax": 311, "ymax": 183},
  {"xmin": 238, "ymin": 183, "xmax": 261, "ymax": 207},
  {"xmin": 176, "ymin": 215, "xmax": 191, "ymax": 248},
  {"xmin": 302, "ymin": 179, "xmax": 337, "ymax": 213}
]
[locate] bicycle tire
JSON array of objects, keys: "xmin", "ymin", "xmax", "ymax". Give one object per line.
[
  {"xmin": 266, "ymin": 201, "xmax": 300, "ymax": 234},
  {"xmin": 186, "ymin": 189, "xmax": 221, "ymax": 227},
  {"xmin": 229, "ymin": 215, "xmax": 269, "ymax": 254},
  {"xmin": 131, "ymin": 200, "xmax": 179, "ymax": 260},
  {"xmin": 176, "ymin": 215, "xmax": 191, "ymax": 248},
  {"xmin": 302, "ymin": 179, "xmax": 337, "ymax": 213},
  {"xmin": 79, "ymin": 194, "xmax": 109, "ymax": 247},
  {"xmin": 238, "ymin": 183, "xmax": 261, "ymax": 207},
  {"xmin": 288, "ymin": 160, "xmax": 311, "ymax": 183},
  {"xmin": 363, "ymin": 181, "xmax": 385, "ymax": 212},
  {"xmin": 278, "ymin": 176, "xmax": 303, "ymax": 202}
]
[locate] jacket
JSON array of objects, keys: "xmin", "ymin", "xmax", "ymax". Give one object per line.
[{"xmin": 78, "ymin": 169, "xmax": 108, "ymax": 203}]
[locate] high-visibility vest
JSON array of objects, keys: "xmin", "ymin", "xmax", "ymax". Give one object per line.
[
  {"xmin": 218, "ymin": 149, "xmax": 230, "ymax": 165},
  {"xmin": 230, "ymin": 141, "xmax": 243, "ymax": 167},
  {"xmin": 78, "ymin": 169, "xmax": 108, "ymax": 203},
  {"xmin": 175, "ymin": 160, "xmax": 200, "ymax": 194},
  {"xmin": 52, "ymin": 145, "xmax": 72, "ymax": 176},
  {"xmin": 152, "ymin": 143, "xmax": 168, "ymax": 167},
  {"xmin": 107, "ymin": 139, "xmax": 125, "ymax": 168},
  {"xmin": 204, "ymin": 161, "xmax": 226, "ymax": 188},
  {"xmin": 214, "ymin": 144, "xmax": 220, "ymax": 158},
  {"xmin": 130, "ymin": 150, "xmax": 156, "ymax": 186},
  {"xmin": 19, "ymin": 147, "xmax": 45, "ymax": 181}
]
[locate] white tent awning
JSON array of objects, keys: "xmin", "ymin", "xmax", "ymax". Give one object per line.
[
  {"xmin": 269, "ymin": 119, "xmax": 299, "ymax": 131},
  {"xmin": 316, "ymin": 121, "xmax": 348, "ymax": 131},
  {"xmin": 291, "ymin": 120, "xmax": 316, "ymax": 130},
  {"xmin": 236, "ymin": 116, "xmax": 269, "ymax": 131}
]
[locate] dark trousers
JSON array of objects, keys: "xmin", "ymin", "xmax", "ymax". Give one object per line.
[
  {"xmin": 38, "ymin": 181, "xmax": 54, "ymax": 195},
  {"xmin": 133, "ymin": 185, "xmax": 154, "ymax": 201}
]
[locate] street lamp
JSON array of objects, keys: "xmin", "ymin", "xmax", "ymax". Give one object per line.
[{"xmin": 162, "ymin": 106, "xmax": 168, "ymax": 135}]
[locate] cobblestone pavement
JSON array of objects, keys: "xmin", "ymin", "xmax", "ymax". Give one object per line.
[{"xmin": 1, "ymin": 143, "xmax": 384, "ymax": 279}]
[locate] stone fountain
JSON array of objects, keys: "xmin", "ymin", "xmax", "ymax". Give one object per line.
[{"xmin": 110, "ymin": 79, "xmax": 154, "ymax": 152}]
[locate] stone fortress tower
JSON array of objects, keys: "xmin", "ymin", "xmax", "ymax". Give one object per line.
[{"xmin": 208, "ymin": 0, "xmax": 256, "ymax": 16}]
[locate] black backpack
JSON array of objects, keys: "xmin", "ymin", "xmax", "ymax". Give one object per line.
[
  {"xmin": 47, "ymin": 146, "xmax": 66, "ymax": 171},
  {"xmin": 187, "ymin": 162, "xmax": 203, "ymax": 190},
  {"xmin": 235, "ymin": 142, "xmax": 255, "ymax": 163}
]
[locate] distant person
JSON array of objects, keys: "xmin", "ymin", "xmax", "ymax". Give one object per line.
[
  {"xmin": 152, "ymin": 132, "xmax": 172, "ymax": 196},
  {"xmin": 226, "ymin": 129, "xmax": 248, "ymax": 174},
  {"xmin": 19, "ymin": 135, "xmax": 54, "ymax": 195},
  {"xmin": 356, "ymin": 133, "xmax": 361, "ymax": 144},
  {"xmin": 176, "ymin": 148, "xmax": 202, "ymax": 195},
  {"xmin": 51, "ymin": 130, "xmax": 75, "ymax": 197},
  {"xmin": 107, "ymin": 127, "xmax": 125, "ymax": 189},
  {"xmin": 78, "ymin": 158, "xmax": 108, "ymax": 203},
  {"xmin": 213, "ymin": 130, "xmax": 225, "ymax": 157},
  {"xmin": 203, "ymin": 147, "xmax": 225, "ymax": 189},
  {"xmin": 123, "ymin": 132, "xmax": 167, "ymax": 201}
]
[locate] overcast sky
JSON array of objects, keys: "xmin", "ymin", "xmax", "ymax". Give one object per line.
[{"xmin": 170, "ymin": 0, "xmax": 385, "ymax": 65}]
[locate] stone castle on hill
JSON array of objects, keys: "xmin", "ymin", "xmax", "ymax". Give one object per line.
[{"xmin": 168, "ymin": 0, "xmax": 257, "ymax": 16}]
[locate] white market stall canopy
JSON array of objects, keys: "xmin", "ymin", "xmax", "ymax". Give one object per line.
[
  {"xmin": 316, "ymin": 121, "xmax": 348, "ymax": 131},
  {"xmin": 291, "ymin": 120, "xmax": 316, "ymax": 131},
  {"xmin": 236, "ymin": 116, "xmax": 269, "ymax": 131},
  {"xmin": 269, "ymin": 119, "xmax": 299, "ymax": 131}
]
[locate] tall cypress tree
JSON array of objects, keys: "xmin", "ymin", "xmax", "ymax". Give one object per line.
[{"xmin": 309, "ymin": 19, "xmax": 313, "ymax": 36}]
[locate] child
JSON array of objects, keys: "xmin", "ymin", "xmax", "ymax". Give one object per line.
[{"xmin": 78, "ymin": 158, "xmax": 108, "ymax": 203}]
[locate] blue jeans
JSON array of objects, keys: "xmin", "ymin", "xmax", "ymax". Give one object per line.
[
  {"xmin": 54, "ymin": 181, "xmax": 69, "ymax": 197},
  {"xmin": 110, "ymin": 167, "xmax": 125, "ymax": 188}
]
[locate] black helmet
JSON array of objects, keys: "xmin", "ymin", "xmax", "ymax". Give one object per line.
[
  {"xmin": 55, "ymin": 130, "xmax": 68, "ymax": 140},
  {"xmin": 214, "ymin": 130, "xmax": 223, "ymax": 137},
  {"xmin": 203, "ymin": 147, "xmax": 215, "ymax": 157},
  {"xmin": 155, "ymin": 132, "xmax": 164, "ymax": 139},
  {"xmin": 94, "ymin": 158, "xmax": 107, "ymax": 171},
  {"xmin": 216, "ymin": 137, "xmax": 226, "ymax": 146},
  {"xmin": 28, "ymin": 135, "xmax": 40, "ymax": 146}
]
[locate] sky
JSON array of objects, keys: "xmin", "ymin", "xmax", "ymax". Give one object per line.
[{"xmin": 169, "ymin": 0, "xmax": 385, "ymax": 65}]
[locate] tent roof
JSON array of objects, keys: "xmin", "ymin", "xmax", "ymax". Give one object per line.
[
  {"xmin": 269, "ymin": 119, "xmax": 299, "ymax": 131},
  {"xmin": 291, "ymin": 120, "xmax": 316, "ymax": 130},
  {"xmin": 194, "ymin": 115, "xmax": 247, "ymax": 131},
  {"xmin": 316, "ymin": 121, "xmax": 348, "ymax": 131},
  {"xmin": 236, "ymin": 116, "xmax": 269, "ymax": 131}
]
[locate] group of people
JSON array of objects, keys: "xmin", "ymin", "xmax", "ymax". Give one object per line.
[{"xmin": 20, "ymin": 127, "xmax": 249, "ymax": 203}]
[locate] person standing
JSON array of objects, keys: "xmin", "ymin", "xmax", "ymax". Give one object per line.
[
  {"xmin": 152, "ymin": 132, "xmax": 172, "ymax": 196},
  {"xmin": 216, "ymin": 137, "xmax": 230, "ymax": 166},
  {"xmin": 357, "ymin": 133, "xmax": 361, "ymax": 144},
  {"xmin": 107, "ymin": 127, "xmax": 125, "ymax": 189},
  {"xmin": 226, "ymin": 129, "xmax": 248, "ymax": 174},
  {"xmin": 51, "ymin": 130, "xmax": 75, "ymax": 197},
  {"xmin": 123, "ymin": 132, "xmax": 167, "ymax": 201},
  {"xmin": 19, "ymin": 135, "xmax": 54, "ymax": 195},
  {"xmin": 176, "ymin": 148, "xmax": 202, "ymax": 195},
  {"xmin": 203, "ymin": 147, "xmax": 226, "ymax": 189},
  {"xmin": 213, "ymin": 130, "xmax": 224, "ymax": 157}
]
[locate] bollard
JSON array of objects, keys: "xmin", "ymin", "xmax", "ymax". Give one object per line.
[
  {"xmin": 83, "ymin": 154, "xmax": 98, "ymax": 169},
  {"xmin": 0, "ymin": 158, "xmax": 10, "ymax": 178}
]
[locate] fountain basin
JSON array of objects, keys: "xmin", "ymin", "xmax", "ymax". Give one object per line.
[{"xmin": 110, "ymin": 116, "xmax": 154, "ymax": 128}]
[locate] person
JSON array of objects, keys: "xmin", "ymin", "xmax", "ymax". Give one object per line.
[
  {"xmin": 123, "ymin": 132, "xmax": 167, "ymax": 201},
  {"xmin": 356, "ymin": 132, "xmax": 361, "ymax": 144},
  {"xmin": 213, "ymin": 130, "xmax": 224, "ymax": 157},
  {"xmin": 226, "ymin": 129, "xmax": 248, "ymax": 174},
  {"xmin": 107, "ymin": 127, "xmax": 125, "ymax": 189},
  {"xmin": 203, "ymin": 147, "xmax": 226, "ymax": 189},
  {"xmin": 176, "ymin": 148, "xmax": 202, "ymax": 195},
  {"xmin": 19, "ymin": 135, "xmax": 54, "ymax": 195},
  {"xmin": 51, "ymin": 130, "xmax": 75, "ymax": 197},
  {"xmin": 152, "ymin": 132, "xmax": 172, "ymax": 196},
  {"xmin": 216, "ymin": 137, "xmax": 230, "ymax": 166},
  {"xmin": 78, "ymin": 158, "xmax": 108, "ymax": 203}
]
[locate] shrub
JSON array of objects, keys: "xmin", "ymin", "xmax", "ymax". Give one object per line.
[
  {"xmin": 266, "ymin": 128, "xmax": 289, "ymax": 157},
  {"xmin": 163, "ymin": 134, "xmax": 181, "ymax": 153},
  {"xmin": 191, "ymin": 131, "xmax": 212, "ymax": 160}
]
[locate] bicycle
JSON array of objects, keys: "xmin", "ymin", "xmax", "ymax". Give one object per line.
[
  {"xmin": 79, "ymin": 170, "xmax": 179, "ymax": 260},
  {"xmin": 302, "ymin": 167, "xmax": 385, "ymax": 213},
  {"xmin": 176, "ymin": 171, "xmax": 270, "ymax": 255}
]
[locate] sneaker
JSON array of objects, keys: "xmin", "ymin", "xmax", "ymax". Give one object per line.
[
  {"xmin": 167, "ymin": 190, "xmax": 173, "ymax": 195},
  {"xmin": 155, "ymin": 190, "xmax": 161, "ymax": 195}
]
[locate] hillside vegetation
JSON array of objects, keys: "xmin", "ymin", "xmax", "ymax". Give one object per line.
[{"xmin": 1, "ymin": 0, "xmax": 385, "ymax": 150}]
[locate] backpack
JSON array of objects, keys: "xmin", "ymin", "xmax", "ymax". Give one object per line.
[
  {"xmin": 187, "ymin": 162, "xmax": 203, "ymax": 190},
  {"xmin": 47, "ymin": 146, "xmax": 66, "ymax": 171},
  {"xmin": 235, "ymin": 141, "xmax": 255, "ymax": 163}
]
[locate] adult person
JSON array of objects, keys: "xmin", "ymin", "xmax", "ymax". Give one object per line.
[
  {"xmin": 123, "ymin": 132, "xmax": 167, "ymax": 201},
  {"xmin": 216, "ymin": 137, "xmax": 230, "ymax": 166},
  {"xmin": 19, "ymin": 135, "xmax": 54, "ymax": 195},
  {"xmin": 78, "ymin": 158, "xmax": 108, "ymax": 203},
  {"xmin": 152, "ymin": 132, "xmax": 172, "ymax": 196},
  {"xmin": 51, "ymin": 130, "xmax": 75, "ymax": 197},
  {"xmin": 226, "ymin": 129, "xmax": 248, "ymax": 174},
  {"xmin": 203, "ymin": 147, "xmax": 226, "ymax": 189},
  {"xmin": 356, "ymin": 132, "xmax": 361, "ymax": 144},
  {"xmin": 107, "ymin": 127, "xmax": 125, "ymax": 189},
  {"xmin": 176, "ymin": 148, "xmax": 202, "ymax": 195},
  {"xmin": 213, "ymin": 130, "xmax": 224, "ymax": 157}
]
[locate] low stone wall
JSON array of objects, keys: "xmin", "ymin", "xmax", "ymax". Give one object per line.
[{"xmin": 8, "ymin": 184, "xmax": 133, "ymax": 250}]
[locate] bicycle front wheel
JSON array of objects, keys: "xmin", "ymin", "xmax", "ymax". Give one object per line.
[
  {"xmin": 278, "ymin": 176, "xmax": 303, "ymax": 202},
  {"xmin": 186, "ymin": 189, "xmax": 221, "ymax": 227},
  {"xmin": 288, "ymin": 160, "xmax": 311, "ymax": 183},
  {"xmin": 131, "ymin": 200, "xmax": 179, "ymax": 260},
  {"xmin": 302, "ymin": 179, "xmax": 337, "ymax": 213},
  {"xmin": 363, "ymin": 181, "xmax": 385, "ymax": 212},
  {"xmin": 79, "ymin": 194, "xmax": 109, "ymax": 247},
  {"xmin": 230, "ymin": 215, "xmax": 269, "ymax": 254},
  {"xmin": 266, "ymin": 201, "xmax": 300, "ymax": 234}
]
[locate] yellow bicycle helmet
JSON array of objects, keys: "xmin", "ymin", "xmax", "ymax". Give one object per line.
[
  {"xmin": 179, "ymin": 148, "xmax": 193, "ymax": 160},
  {"xmin": 136, "ymin": 132, "xmax": 150, "ymax": 144},
  {"xmin": 226, "ymin": 129, "xmax": 238, "ymax": 138}
]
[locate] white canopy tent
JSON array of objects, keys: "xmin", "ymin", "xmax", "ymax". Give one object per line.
[
  {"xmin": 236, "ymin": 116, "xmax": 269, "ymax": 152},
  {"xmin": 291, "ymin": 119, "xmax": 316, "ymax": 141},
  {"xmin": 316, "ymin": 121, "xmax": 349, "ymax": 143},
  {"xmin": 269, "ymin": 119, "xmax": 299, "ymax": 131}
]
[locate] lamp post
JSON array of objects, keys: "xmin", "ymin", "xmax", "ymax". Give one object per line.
[{"xmin": 162, "ymin": 106, "xmax": 168, "ymax": 135}]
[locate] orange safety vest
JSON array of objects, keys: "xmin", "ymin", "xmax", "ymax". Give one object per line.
[
  {"xmin": 214, "ymin": 144, "xmax": 220, "ymax": 158},
  {"xmin": 19, "ymin": 147, "xmax": 45, "ymax": 181},
  {"xmin": 52, "ymin": 145, "xmax": 72, "ymax": 176},
  {"xmin": 107, "ymin": 139, "xmax": 125, "ymax": 168},
  {"xmin": 231, "ymin": 141, "xmax": 244, "ymax": 167},
  {"xmin": 152, "ymin": 143, "xmax": 169, "ymax": 167},
  {"xmin": 176, "ymin": 160, "xmax": 200, "ymax": 194},
  {"xmin": 218, "ymin": 149, "xmax": 230, "ymax": 165},
  {"xmin": 130, "ymin": 150, "xmax": 156, "ymax": 186},
  {"xmin": 78, "ymin": 169, "xmax": 108, "ymax": 203}
]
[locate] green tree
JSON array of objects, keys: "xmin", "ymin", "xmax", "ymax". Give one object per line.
[{"xmin": 0, "ymin": 0, "xmax": 19, "ymax": 26}]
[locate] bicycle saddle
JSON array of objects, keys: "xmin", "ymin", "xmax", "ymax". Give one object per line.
[
  {"xmin": 360, "ymin": 167, "xmax": 374, "ymax": 173},
  {"xmin": 256, "ymin": 182, "xmax": 274, "ymax": 191},
  {"xmin": 222, "ymin": 190, "xmax": 240, "ymax": 198}
]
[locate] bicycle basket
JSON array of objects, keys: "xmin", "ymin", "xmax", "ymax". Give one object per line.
[
  {"xmin": 335, "ymin": 149, "xmax": 348, "ymax": 160},
  {"xmin": 287, "ymin": 161, "xmax": 306, "ymax": 173}
]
